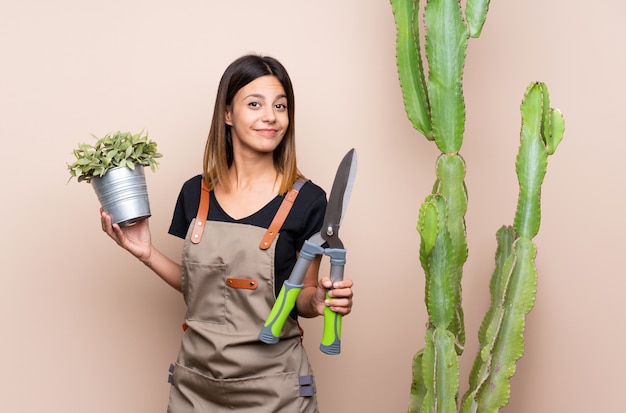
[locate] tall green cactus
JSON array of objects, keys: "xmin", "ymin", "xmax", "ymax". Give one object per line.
[{"xmin": 390, "ymin": 1, "xmax": 565, "ymax": 412}]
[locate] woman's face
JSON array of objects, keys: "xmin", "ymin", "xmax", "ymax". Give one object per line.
[{"xmin": 225, "ymin": 75, "xmax": 289, "ymax": 157}]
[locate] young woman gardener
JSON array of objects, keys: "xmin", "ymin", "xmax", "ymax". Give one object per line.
[{"xmin": 100, "ymin": 54, "xmax": 354, "ymax": 412}]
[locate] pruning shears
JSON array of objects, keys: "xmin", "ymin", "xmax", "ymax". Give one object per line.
[{"xmin": 258, "ymin": 148, "xmax": 358, "ymax": 355}]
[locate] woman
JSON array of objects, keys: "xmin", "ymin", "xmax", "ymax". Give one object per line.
[{"xmin": 101, "ymin": 54, "xmax": 354, "ymax": 412}]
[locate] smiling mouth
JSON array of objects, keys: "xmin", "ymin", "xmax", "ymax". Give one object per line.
[{"xmin": 256, "ymin": 128, "xmax": 278, "ymax": 135}]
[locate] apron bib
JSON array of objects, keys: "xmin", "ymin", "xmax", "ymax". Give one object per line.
[{"xmin": 167, "ymin": 184, "xmax": 318, "ymax": 413}]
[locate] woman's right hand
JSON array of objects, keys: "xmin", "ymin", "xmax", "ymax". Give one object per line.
[{"xmin": 100, "ymin": 209, "xmax": 153, "ymax": 263}]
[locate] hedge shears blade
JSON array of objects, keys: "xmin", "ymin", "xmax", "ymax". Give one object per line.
[{"xmin": 259, "ymin": 149, "xmax": 358, "ymax": 355}]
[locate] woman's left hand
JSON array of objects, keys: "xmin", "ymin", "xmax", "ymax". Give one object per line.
[{"xmin": 316, "ymin": 277, "xmax": 354, "ymax": 316}]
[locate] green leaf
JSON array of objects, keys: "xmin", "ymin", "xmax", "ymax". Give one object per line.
[
  {"xmin": 119, "ymin": 141, "xmax": 131, "ymax": 152},
  {"xmin": 134, "ymin": 144, "xmax": 145, "ymax": 158},
  {"xmin": 106, "ymin": 149, "xmax": 118, "ymax": 162}
]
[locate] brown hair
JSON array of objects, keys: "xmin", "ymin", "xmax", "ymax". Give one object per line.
[{"xmin": 203, "ymin": 54, "xmax": 303, "ymax": 194}]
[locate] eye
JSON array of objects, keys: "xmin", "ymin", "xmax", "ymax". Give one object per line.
[
  {"xmin": 275, "ymin": 103, "xmax": 287, "ymax": 111},
  {"xmin": 248, "ymin": 101, "xmax": 261, "ymax": 108}
]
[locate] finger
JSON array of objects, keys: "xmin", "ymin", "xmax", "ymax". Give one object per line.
[
  {"xmin": 326, "ymin": 298, "xmax": 352, "ymax": 315},
  {"xmin": 111, "ymin": 223, "xmax": 123, "ymax": 238},
  {"xmin": 332, "ymin": 279, "xmax": 353, "ymax": 289},
  {"xmin": 319, "ymin": 277, "xmax": 333, "ymax": 289},
  {"xmin": 323, "ymin": 278, "xmax": 353, "ymax": 299},
  {"xmin": 327, "ymin": 285, "xmax": 353, "ymax": 298},
  {"xmin": 101, "ymin": 210, "xmax": 112, "ymax": 232}
]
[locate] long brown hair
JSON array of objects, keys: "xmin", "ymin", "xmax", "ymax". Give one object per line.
[{"xmin": 203, "ymin": 54, "xmax": 303, "ymax": 195}]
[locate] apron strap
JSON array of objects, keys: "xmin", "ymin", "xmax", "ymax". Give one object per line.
[
  {"xmin": 190, "ymin": 178, "xmax": 306, "ymax": 248},
  {"xmin": 190, "ymin": 178, "xmax": 211, "ymax": 244},
  {"xmin": 259, "ymin": 179, "xmax": 307, "ymax": 250}
]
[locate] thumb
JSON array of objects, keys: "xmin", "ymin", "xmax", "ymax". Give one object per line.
[{"xmin": 316, "ymin": 277, "xmax": 332, "ymax": 299}]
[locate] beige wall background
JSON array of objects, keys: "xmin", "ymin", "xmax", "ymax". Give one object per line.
[{"xmin": 1, "ymin": 1, "xmax": 624, "ymax": 412}]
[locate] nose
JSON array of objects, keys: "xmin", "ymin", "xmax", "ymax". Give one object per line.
[{"xmin": 262, "ymin": 106, "xmax": 276, "ymax": 123}]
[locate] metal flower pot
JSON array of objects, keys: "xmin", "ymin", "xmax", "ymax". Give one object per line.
[{"xmin": 91, "ymin": 165, "xmax": 151, "ymax": 226}]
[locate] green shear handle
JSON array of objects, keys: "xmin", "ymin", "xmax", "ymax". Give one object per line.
[
  {"xmin": 320, "ymin": 248, "xmax": 346, "ymax": 355},
  {"xmin": 259, "ymin": 239, "xmax": 324, "ymax": 344}
]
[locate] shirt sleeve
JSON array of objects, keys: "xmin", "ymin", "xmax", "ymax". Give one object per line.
[
  {"xmin": 294, "ymin": 182, "xmax": 327, "ymax": 251},
  {"xmin": 168, "ymin": 175, "xmax": 202, "ymax": 239}
]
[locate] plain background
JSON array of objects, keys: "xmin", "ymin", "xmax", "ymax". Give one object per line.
[{"xmin": 2, "ymin": 1, "xmax": 624, "ymax": 412}]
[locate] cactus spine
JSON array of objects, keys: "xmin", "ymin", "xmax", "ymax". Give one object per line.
[{"xmin": 391, "ymin": 1, "xmax": 564, "ymax": 412}]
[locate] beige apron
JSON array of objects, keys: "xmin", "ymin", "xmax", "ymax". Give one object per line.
[{"xmin": 167, "ymin": 181, "xmax": 318, "ymax": 413}]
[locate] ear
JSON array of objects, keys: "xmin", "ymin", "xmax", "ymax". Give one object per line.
[{"xmin": 225, "ymin": 105, "xmax": 233, "ymax": 126}]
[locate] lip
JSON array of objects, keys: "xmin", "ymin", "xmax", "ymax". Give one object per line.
[{"xmin": 255, "ymin": 128, "xmax": 279, "ymax": 136}]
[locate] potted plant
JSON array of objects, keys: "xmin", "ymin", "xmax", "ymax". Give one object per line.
[{"xmin": 67, "ymin": 130, "xmax": 162, "ymax": 226}]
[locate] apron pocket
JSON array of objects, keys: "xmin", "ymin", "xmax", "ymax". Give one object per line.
[
  {"xmin": 169, "ymin": 363, "xmax": 316, "ymax": 412},
  {"xmin": 184, "ymin": 262, "xmax": 227, "ymax": 324}
]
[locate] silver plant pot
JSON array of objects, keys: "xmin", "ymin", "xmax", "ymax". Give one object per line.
[{"xmin": 91, "ymin": 165, "xmax": 152, "ymax": 226}]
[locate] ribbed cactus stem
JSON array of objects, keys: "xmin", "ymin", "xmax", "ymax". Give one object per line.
[
  {"xmin": 514, "ymin": 83, "xmax": 548, "ymax": 239},
  {"xmin": 416, "ymin": 192, "xmax": 458, "ymax": 412},
  {"xmin": 425, "ymin": 0, "xmax": 468, "ymax": 154},
  {"xmin": 460, "ymin": 82, "xmax": 564, "ymax": 412},
  {"xmin": 392, "ymin": 0, "xmax": 433, "ymax": 140},
  {"xmin": 434, "ymin": 154, "xmax": 468, "ymax": 353},
  {"xmin": 422, "ymin": 327, "xmax": 460, "ymax": 413},
  {"xmin": 465, "ymin": 0, "xmax": 491, "ymax": 38},
  {"xmin": 420, "ymin": 194, "xmax": 455, "ymax": 330}
]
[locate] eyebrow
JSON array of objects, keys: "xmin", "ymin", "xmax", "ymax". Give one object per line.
[{"xmin": 244, "ymin": 93, "xmax": 288, "ymax": 101}]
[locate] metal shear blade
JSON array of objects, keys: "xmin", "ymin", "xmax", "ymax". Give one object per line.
[{"xmin": 321, "ymin": 148, "xmax": 358, "ymax": 249}]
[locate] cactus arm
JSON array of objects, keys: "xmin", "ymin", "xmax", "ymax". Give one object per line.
[
  {"xmin": 465, "ymin": 0, "xmax": 491, "ymax": 38},
  {"xmin": 423, "ymin": 194, "xmax": 455, "ymax": 329},
  {"xmin": 460, "ymin": 226, "xmax": 518, "ymax": 413},
  {"xmin": 391, "ymin": 0, "xmax": 433, "ymax": 139},
  {"xmin": 418, "ymin": 196, "xmax": 441, "ymax": 256},
  {"xmin": 474, "ymin": 238, "xmax": 538, "ymax": 410},
  {"xmin": 544, "ymin": 108, "xmax": 565, "ymax": 155},
  {"xmin": 425, "ymin": 0, "xmax": 469, "ymax": 153},
  {"xmin": 477, "ymin": 226, "xmax": 517, "ymax": 348},
  {"xmin": 514, "ymin": 82, "xmax": 549, "ymax": 239},
  {"xmin": 462, "ymin": 83, "xmax": 564, "ymax": 412},
  {"xmin": 422, "ymin": 328, "xmax": 459, "ymax": 413},
  {"xmin": 408, "ymin": 351, "xmax": 427, "ymax": 413}
]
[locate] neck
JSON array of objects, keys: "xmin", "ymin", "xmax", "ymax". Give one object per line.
[{"xmin": 226, "ymin": 154, "xmax": 280, "ymax": 193}]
